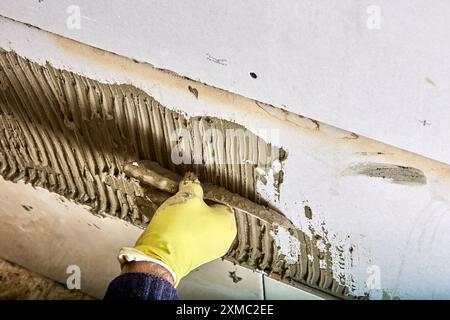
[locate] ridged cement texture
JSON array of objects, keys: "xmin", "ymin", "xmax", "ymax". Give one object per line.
[{"xmin": 0, "ymin": 51, "xmax": 349, "ymax": 299}]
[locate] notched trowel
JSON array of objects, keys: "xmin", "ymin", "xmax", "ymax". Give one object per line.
[{"xmin": 123, "ymin": 160, "xmax": 297, "ymax": 233}]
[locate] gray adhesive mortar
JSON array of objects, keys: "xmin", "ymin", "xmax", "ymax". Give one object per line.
[{"xmin": 0, "ymin": 51, "xmax": 349, "ymax": 299}]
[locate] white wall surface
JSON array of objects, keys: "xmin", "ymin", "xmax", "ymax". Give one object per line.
[{"xmin": 0, "ymin": 0, "xmax": 449, "ymax": 163}]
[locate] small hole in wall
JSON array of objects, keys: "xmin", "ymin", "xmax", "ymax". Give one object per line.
[{"xmin": 249, "ymin": 72, "xmax": 257, "ymax": 79}]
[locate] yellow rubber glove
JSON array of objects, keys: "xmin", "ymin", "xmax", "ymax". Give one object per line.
[{"xmin": 120, "ymin": 174, "xmax": 237, "ymax": 287}]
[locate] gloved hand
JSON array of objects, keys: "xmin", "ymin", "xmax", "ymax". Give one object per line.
[{"xmin": 118, "ymin": 174, "xmax": 237, "ymax": 287}]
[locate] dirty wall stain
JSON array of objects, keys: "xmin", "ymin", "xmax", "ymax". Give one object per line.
[{"xmin": 343, "ymin": 162, "xmax": 426, "ymax": 185}]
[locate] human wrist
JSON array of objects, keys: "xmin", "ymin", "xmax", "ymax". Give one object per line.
[
  {"xmin": 121, "ymin": 261, "xmax": 175, "ymax": 286},
  {"xmin": 118, "ymin": 247, "xmax": 178, "ymax": 285}
]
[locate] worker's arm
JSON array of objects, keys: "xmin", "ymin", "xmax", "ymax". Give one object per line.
[
  {"xmin": 104, "ymin": 261, "xmax": 178, "ymax": 300},
  {"xmin": 104, "ymin": 174, "xmax": 237, "ymax": 300}
]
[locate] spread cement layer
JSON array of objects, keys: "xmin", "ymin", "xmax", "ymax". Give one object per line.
[{"xmin": 0, "ymin": 51, "xmax": 345, "ymax": 298}]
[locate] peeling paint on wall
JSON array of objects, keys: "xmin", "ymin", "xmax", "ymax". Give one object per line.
[{"xmin": 270, "ymin": 226, "xmax": 301, "ymax": 264}]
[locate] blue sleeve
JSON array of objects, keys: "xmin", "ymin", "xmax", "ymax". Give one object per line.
[{"xmin": 104, "ymin": 272, "xmax": 179, "ymax": 300}]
